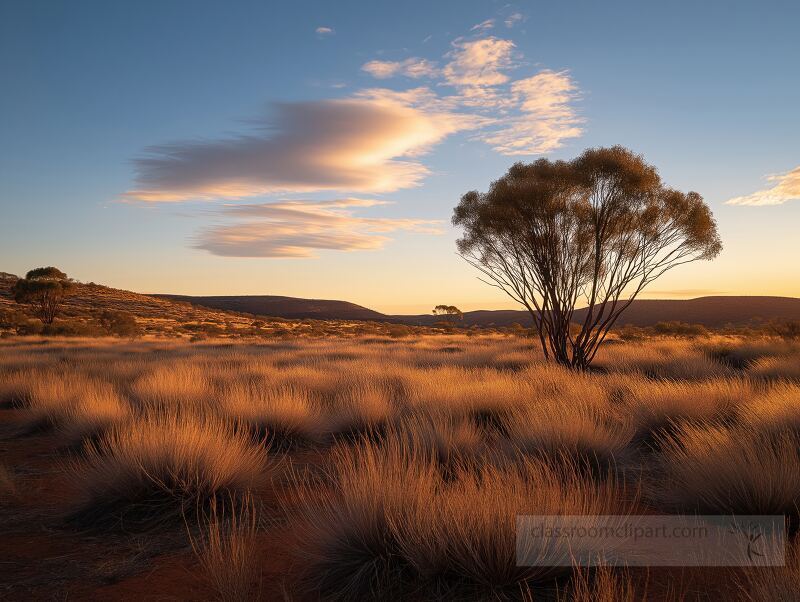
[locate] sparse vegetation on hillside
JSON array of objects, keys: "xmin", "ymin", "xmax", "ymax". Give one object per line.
[{"xmin": 0, "ymin": 273, "xmax": 446, "ymax": 339}]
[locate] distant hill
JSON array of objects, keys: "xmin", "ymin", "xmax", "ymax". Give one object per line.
[
  {"xmin": 157, "ymin": 295, "xmax": 386, "ymax": 322},
  {"xmin": 573, "ymin": 296, "xmax": 800, "ymax": 328},
  {"xmin": 400, "ymin": 297, "xmax": 800, "ymax": 328},
  {"xmin": 0, "ymin": 274, "xmax": 424, "ymax": 338},
  {"xmin": 162, "ymin": 293, "xmax": 800, "ymax": 328},
  {"xmin": 4, "ymin": 268, "xmax": 799, "ymax": 333}
]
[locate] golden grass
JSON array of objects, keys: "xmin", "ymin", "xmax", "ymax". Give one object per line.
[
  {"xmin": 293, "ymin": 433, "xmax": 635, "ymax": 600},
  {"xmin": 748, "ymin": 355, "xmax": 800, "ymax": 381},
  {"xmin": 219, "ymin": 382, "xmax": 323, "ymax": 450},
  {"xmin": 655, "ymin": 423, "xmax": 800, "ymax": 520},
  {"xmin": 69, "ymin": 412, "xmax": 266, "ymax": 528},
  {"xmin": 2, "ymin": 335, "xmax": 800, "ymax": 597},
  {"xmin": 501, "ymin": 400, "xmax": 633, "ymax": 474},
  {"xmin": 625, "ymin": 378, "xmax": 750, "ymax": 449},
  {"xmin": 736, "ymin": 541, "xmax": 800, "ymax": 601},
  {"xmin": 188, "ymin": 493, "xmax": 262, "ymax": 602}
]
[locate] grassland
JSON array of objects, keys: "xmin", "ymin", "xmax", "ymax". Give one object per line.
[{"xmin": 1, "ymin": 334, "xmax": 800, "ymax": 600}]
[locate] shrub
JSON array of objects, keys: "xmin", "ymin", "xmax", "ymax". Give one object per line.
[
  {"xmin": 770, "ymin": 319, "xmax": 800, "ymax": 341},
  {"xmin": 42, "ymin": 319, "xmax": 105, "ymax": 337},
  {"xmin": 99, "ymin": 310, "xmax": 142, "ymax": 338},
  {"xmin": 387, "ymin": 324, "xmax": 412, "ymax": 338},
  {"xmin": 653, "ymin": 321, "xmax": 709, "ymax": 337}
]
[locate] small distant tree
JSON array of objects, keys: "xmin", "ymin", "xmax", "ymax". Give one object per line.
[
  {"xmin": 12, "ymin": 267, "xmax": 74, "ymax": 324},
  {"xmin": 453, "ymin": 146, "xmax": 722, "ymax": 370},
  {"xmin": 432, "ymin": 305, "xmax": 463, "ymax": 322}
]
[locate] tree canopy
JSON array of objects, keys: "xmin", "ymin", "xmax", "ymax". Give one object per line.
[
  {"xmin": 432, "ymin": 305, "xmax": 463, "ymax": 320},
  {"xmin": 13, "ymin": 267, "xmax": 74, "ymax": 324},
  {"xmin": 453, "ymin": 146, "xmax": 722, "ymax": 369}
]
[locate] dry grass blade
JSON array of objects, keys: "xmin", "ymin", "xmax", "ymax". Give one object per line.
[{"xmin": 188, "ymin": 492, "xmax": 262, "ymax": 602}]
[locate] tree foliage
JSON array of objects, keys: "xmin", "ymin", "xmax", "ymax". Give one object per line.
[
  {"xmin": 453, "ymin": 146, "xmax": 722, "ymax": 370},
  {"xmin": 12, "ymin": 267, "xmax": 74, "ymax": 325},
  {"xmin": 432, "ymin": 305, "xmax": 463, "ymax": 321}
]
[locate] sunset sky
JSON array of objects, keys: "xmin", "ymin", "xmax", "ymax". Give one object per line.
[{"xmin": 2, "ymin": 0, "xmax": 799, "ymax": 314}]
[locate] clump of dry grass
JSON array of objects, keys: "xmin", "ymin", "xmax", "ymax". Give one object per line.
[
  {"xmin": 130, "ymin": 363, "xmax": 215, "ymax": 412},
  {"xmin": 655, "ymin": 423, "xmax": 800, "ymax": 524},
  {"xmin": 736, "ymin": 541, "xmax": 800, "ymax": 601},
  {"xmin": 626, "ymin": 379, "xmax": 749, "ymax": 450},
  {"xmin": 293, "ymin": 435, "xmax": 634, "ymax": 600},
  {"xmin": 554, "ymin": 567, "xmax": 637, "ymax": 602},
  {"xmin": 220, "ymin": 383, "xmax": 323, "ymax": 450},
  {"xmin": 501, "ymin": 401, "xmax": 633, "ymax": 475},
  {"xmin": 394, "ymin": 413, "xmax": 488, "ymax": 479},
  {"xmin": 405, "ymin": 366, "xmax": 531, "ymax": 434},
  {"xmin": 188, "ymin": 493, "xmax": 262, "ymax": 602},
  {"xmin": 554, "ymin": 567, "xmax": 687, "ymax": 602},
  {"xmin": 595, "ymin": 341, "xmax": 731, "ymax": 380},
  {"xmin": 69, "ymin": 412, "xmax": 266, "ymax": 529},
  {"xmin": 324, "ymin": 383, "xmax": 397, "ymax": 442},
  {"xmin": 58, "ymin": 384, "xmax": 131, "ymax": 447},
  {"xmin": 0, "ymin": 370, "xmax": 36, "ymax": 407},
  {"xmin": 740, "ymin": 383, "xmax": 800, "ymax": 435},
  {"xmin": 11, "ymin": 371, "xmax": 131, "ymax": 442},
  {"xmin": 748, "ymin": 355, "xmax": 800, "ymax": 381}
]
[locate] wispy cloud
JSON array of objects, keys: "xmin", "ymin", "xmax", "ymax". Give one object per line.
[
  {"xmin": 125, "ymin": 98, "xmax": 471, "ymax": 202},
  {"xmin": 470, "ymin": 19, "xmax": 495, "ymax": 32},
  {"xmin": 504, "ymin": 13, "xmax": 524, "ymax": 28},
  {"xmin": 195, "ymin": 198, "xmax": 441, "ymax": 257},
  {"xmin": 360, "ymin": 35, "xmax": 582, "ymax": 155},
  {"xmin": 725, "ymin": 166, "xmax": 800, "ymax": 206},
  {"xmin": 361, "ymin": 58, "xmax": 438, "ymax": 79},
  {"xmin": 482, "ymin": 70, "xmax": 583, "ymax": 154},
  {"xmin": 442, "ymin": 37, "xmax": 516, "ymax": 87},
  {"xmin": 126, "ymin": 22, "xmax": 583, "ymax": 258}
]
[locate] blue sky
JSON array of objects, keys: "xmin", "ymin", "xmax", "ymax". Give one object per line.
[{"xmin": 1, "ymin": 0, "xmax": 798, "ymax": 313}]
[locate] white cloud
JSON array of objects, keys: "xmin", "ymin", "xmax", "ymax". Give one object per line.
[
  {"xmin": 315, "ymin": 26, "xmax": 334, "ymax": 35},
  {"xmin": 725, "ymin": 166, "xmax": 800, "ymax": 206},
  {"xmin": 470, "ymin": 19, "xmax": 495, "ymax": 32},
  {"xmin": 442, "ymin": 37, "xmax": 516, "ymax": 87},
  {"xmin": 360, "ymin": 41, "xmax": 583, "ymax": 155},
  {"xmin": 195, "ymin": 198, "xmax": 441, "ymax": 257},
  {"xmin": 481, "ymin": 70, "xmax": 583, "ymax": 154},
  {"xmin": 504, "ymin": 13, "xmax": 524, "ymax": 28},
  {"xmin": 361, "ymin": 58, "xmax": 438, "ymax": 79},
  {"xmin": 125, "ymin": 98, "xmax": 472, "ymax": 202}
]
